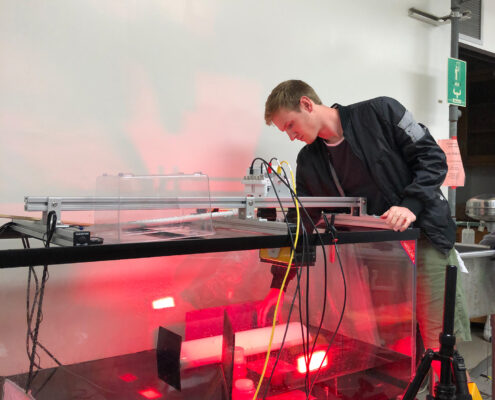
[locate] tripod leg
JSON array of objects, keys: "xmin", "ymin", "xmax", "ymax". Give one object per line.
[
  {"xmin": 452, "ymin": 351, "xmax": 472, "ymax": 400},
  {"xmin": 402, "ymin": 349, "xmax": 435, "ymax": 400}
]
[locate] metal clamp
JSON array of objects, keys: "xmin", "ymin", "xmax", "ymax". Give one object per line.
[
  {"xmin": 238, "ymin": 195, "xmax": 256, "ymax": 219},
  {"xmin": 43, "ymin": 197, "xmax": 63, "ymax": 225}
]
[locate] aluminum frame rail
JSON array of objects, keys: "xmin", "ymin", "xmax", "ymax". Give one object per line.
[
  {"xmin": 10, "ymin": 219, "xmax": 81, "ymax": 247},
  {"xmin": 25, "ymin": 195, "xmax": 367, "ymax": 222},
  {"xmin": 17, "ymin": 195, "xmax": 366, "ymax": 246}
]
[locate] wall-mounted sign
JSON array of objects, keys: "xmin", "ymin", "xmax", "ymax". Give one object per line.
[
  {"xmin": 438, "ymin": 138, "xmax": 465, "ymax": 188},
  {"xmin": 447, "ymin": 57, "xmax": 466, "ymax": 107}
]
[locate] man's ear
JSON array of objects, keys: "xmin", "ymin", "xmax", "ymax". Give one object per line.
[{"xmin": 299, "ymin": 96, "xmax": 313, "ymax": 112}]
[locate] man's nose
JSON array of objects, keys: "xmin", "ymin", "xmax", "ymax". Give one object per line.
[{"xmin": 286, "ymin": 131, "xmax": 296, "ymax": 141}]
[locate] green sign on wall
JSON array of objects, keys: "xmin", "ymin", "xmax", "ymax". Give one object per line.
[{"xmin": 447, "ymin": 57, "xmax": 466, "ymax": 107}]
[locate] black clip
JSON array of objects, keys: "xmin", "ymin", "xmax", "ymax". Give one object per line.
[
  {"xmin": 321, "ymin": 212, "xmax": 337, "ymax": 236},
  {"xmin": 322, "ymin": 213, "xmax": 339, "ymax": 263}
]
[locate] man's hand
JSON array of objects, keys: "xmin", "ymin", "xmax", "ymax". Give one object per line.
[
  {"xmin": 381, "ymin": 206, "xmax": 416, "ymax": 232},
  {"xmin": 257, "ymin": 288, "xmax": 284, "ymax": 327}
]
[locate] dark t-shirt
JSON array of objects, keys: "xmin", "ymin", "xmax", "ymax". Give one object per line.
[
  {"xmin": 325, "ymin": 139, "xmax": 388, "ymax": 216},
  {"xmin": 271, "ymin": 138, "xmax": 390, "ymax": 292}
]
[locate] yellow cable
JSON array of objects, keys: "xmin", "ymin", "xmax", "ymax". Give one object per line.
[
  {"xmin": 279, "ymin": 161, "xmax": 294, "ymax": 179},
  {"xmin": 253, "ymin": 162, "xmax": 300, "ymax": 400}
]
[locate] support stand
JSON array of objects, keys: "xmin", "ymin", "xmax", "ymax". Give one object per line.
[{"xmin": 402, "ymin": 264, "xmax": 472, "ymax": 400}]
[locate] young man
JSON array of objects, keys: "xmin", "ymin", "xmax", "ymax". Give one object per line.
[{"xmin": 260, "ymin": 79, "xmax": 471, "ymax": 352}]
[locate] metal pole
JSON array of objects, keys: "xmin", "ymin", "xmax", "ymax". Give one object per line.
[
  {"xmin": 448, "ymin": 0, "xmax": 462, "ymax": 219},
  {"xmin": 491, "ymin": 314, "xmax": 495, "ymax": 398}
]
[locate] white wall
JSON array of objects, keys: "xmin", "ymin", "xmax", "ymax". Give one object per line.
[
  {"xmin": 1, "ymin": 0, "xmax": 493, "ymax": 376},
  {"xmin": 461, "ymin": 0, "xmax": 495, "ymax": 53}
]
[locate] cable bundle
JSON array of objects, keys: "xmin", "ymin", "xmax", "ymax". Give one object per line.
[
  {"xmin": 248, "ymin": 157, "xmax": 347, "ymax": 400},
  {"xmin": 23, "ymin": 212, "xmax": 114, "ymax": 397}
]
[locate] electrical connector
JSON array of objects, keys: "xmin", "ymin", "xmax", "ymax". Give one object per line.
[{"xmin": 242, "ymin": 166, "xmax": 292, "ymax": 199}]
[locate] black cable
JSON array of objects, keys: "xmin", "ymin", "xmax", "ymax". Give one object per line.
[
  {"xmin": 26, "ymin": 267, "xmax": 49, "ymax": 391},
  {"xmin": 262, "ymin": 205, "xmax": 300, "ymax": 395},
  {"xmin": 261, "ymin": 264, "xmax": 305, "ymax": 399},
  {"xmin": 261, "ymin": 183, "xmax": 310, "ymax": 398},
  {"xmin": 305, "ymin": 234, "xmax": 310, "ymax": 371},
  {"xmin": 303, "ymin": 228, "xmax": 312, "ymax": 394},
  {"xmin": 22, "ymin": 212, "xmax": 115, "ymax": 396},
  {"xmin": 258, "ymin": 160, "xmax": 330, "ymax": 378},
  {"xmin": 296, "ymin": 228, "xmax": 311, "ymax": 397},
  {"xmin": 0, "ymin": 221, "xmax": 14, "ymax": 235},
  {"xmin": 275, "ymin": 182, "xmax": 332, "ymax": 398},
  {"xmin": 45, "ymin": 212, "xmax": 57, "ymax": 244},
  {"xmin": 250, "ymin": 158, "xmax": 345, "ymax": 400},
  {"xmin": 26, "ymin": 265, "xmax": 40, "ymax": 369},
  {"xmin": 252, "ymin": 158, "xmax": 326, "ymax": 397},
  {"xmin": 26, "ymin": 211, "xmax": 57, "ymax": 393},
  {"xmin": 306, "ymin": 228, "xmax": 347, "ymax": 398},
  {"xmin": 24, "ymin": 236, "xmax": 44, "ymax": 382},
  {"xmin": 250, "ymin": 157, "xmax": 268, "ymax": 175},
  {"xmin": 252, "ymin": 158, "xmax": 310, "ymax": 398},
  {"xmin": 270, "ymin": 215, "xmax": 312, "ymax": 397}
]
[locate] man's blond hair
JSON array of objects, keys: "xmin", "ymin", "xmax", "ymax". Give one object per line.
[{"xmin": 264, "ymin": 80, "xmax": 322, "ymax": 125}]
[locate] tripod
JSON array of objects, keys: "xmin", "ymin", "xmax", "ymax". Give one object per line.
[{"xmin": 402, "ymin": 264, "xmax": 472, "ymax": 400}]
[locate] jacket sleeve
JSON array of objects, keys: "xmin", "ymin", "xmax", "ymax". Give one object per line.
[{"xmin": 374, "ymin": 97, "xmax": 448, "ymax": 217}]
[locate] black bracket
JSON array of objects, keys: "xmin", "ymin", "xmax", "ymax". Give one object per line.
[{"xmin": 321, "ymin": 212, "xmax": 337, "ymax": 237}]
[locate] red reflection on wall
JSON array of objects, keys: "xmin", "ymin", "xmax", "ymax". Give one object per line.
[
  {"xmin": 126, "ymin": 71, "xmax": 263, "ymax": 180},
  {"xmin": 119, "ymin": 372, "xmax": 137, "ymax": 382}
]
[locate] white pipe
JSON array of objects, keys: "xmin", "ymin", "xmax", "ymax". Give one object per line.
[
  {"xmin": 125, "ymin": 210, "xmax": 238, "ymax": 227},
  {"xmin": 180, "ymin": 322, "xmax": 309, "ymax": 369}
]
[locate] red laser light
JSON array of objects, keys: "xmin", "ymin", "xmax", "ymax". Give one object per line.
[
  {"xmin": 152, "ymin": 296, "xmax": 175, "ymax": 309},
  {"xmin": 138, "ymin": 388, "xmax": 162, "ymax": 399},
  {"xmin": 296, "ymin": 351, "xmax": 328, "ymax": 373},
  {"xmin": 119, "ymin": 372, "xmax": 137, "ymax": 382}
]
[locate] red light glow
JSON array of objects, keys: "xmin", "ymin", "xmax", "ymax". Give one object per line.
[
  {"xmin": 152, "ymin": 296, "xmax": 175, "ymax": 309},
  {"xmin": 138, "ymin": 388, "xmax": 162, "ymax": 399},
  {"xmin": 119, "ymin": 373, "xmax": 137, "ymax": 382},
  {"xmin": 297, "ymin": 351, "xmax": 328, "ymax": 373}
]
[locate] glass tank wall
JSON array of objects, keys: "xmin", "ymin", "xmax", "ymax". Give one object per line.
[{"xmin": 3, "ymin": 233, "xmax": 416, "ymax": 400}]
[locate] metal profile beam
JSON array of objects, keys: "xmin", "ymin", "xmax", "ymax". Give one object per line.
[
  {"xmin": 10, "ymin": 219, "xmax": 78, "ymax": 247},
  {"xmin": 25, "ymin": 196, "xmax": 367, "ymax": 214},
  {"xmin": 212, "ymin": 217, "xmax": 290, "ymax": 235}
]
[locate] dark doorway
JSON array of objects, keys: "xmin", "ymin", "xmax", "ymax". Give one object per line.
[{"xmin": 455, "ymin": 44, "xmax": 495, "ymax": 223}]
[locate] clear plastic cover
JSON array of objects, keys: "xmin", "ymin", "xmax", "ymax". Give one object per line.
[{"xmin": 93, "ymin": 173, "xmax": 214, "ymax": 243}]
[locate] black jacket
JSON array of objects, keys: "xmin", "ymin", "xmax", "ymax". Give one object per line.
[{"xmin": 295, "ymin": 96, "xmax": 455, "ymax": 255}]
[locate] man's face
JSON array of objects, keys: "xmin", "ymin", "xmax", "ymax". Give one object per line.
[{"xmin": 271, "ymin": 105, "xmax": 319, "ymax": 144}]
